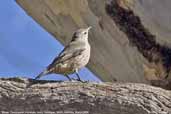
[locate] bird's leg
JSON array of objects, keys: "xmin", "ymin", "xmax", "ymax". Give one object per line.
[
  {"xmin": 76, "ymin": 72, "xmax": 82, "ymax": 81},
  {"xmin": 65, "ymin": 75, "xmax": 72, "ymax": 81},
  {"xmin": 75, "ymin": 69, "xmax": 85, "ymax": 82},
  {"xmin": 75, "ymin": 73, "xmax": 88, "ymax": 83}
]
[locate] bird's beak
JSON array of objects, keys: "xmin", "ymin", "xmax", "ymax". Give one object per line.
[{"xmin": 87, "ymin": 26, "xmax": 92, "ymax": 31}]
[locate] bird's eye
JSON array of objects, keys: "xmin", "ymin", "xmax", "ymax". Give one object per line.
[{"xmin": 84, "ymin": 32, "xmax": 87, "ymax": 34}]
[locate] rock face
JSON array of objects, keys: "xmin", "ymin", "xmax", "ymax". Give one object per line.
[
  {"xmin": 0, "ymin": 77, "xmax": 171, "ymax": 114},
  {"xmin": 16, "ymin": 0, "xmax": 171, "ymax": 87}
]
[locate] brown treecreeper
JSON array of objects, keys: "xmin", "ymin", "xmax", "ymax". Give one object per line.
[{"xmin": 35, "ymin": 27, "xmax": 92, "ymax": 82}]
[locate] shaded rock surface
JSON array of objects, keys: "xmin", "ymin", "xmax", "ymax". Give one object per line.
[
  {"xmin": 0, "ymin": 77, "xmax": 171, "ymax": 114},
  {"xmin": 16, "ymin": 0, "xmax": 171, "ymax": 88}
]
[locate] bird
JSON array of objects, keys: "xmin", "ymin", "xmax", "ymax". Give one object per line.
[{"xmin": 34, "ymin": 27, "xmax": 92, "ymax": 82}]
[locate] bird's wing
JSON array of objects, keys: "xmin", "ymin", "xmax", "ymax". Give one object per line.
[{"xmin": 47, "ymin": 41, "xmax": 86, "ymax": 70}]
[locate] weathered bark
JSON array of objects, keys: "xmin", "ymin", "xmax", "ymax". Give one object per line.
[
  {"xmin": 15, "ymin": 0, "xmax": 171, "ymax": 88},
  {"xmin": 0, "ymin": 77, "xmax": 171, "ymax": 114}
]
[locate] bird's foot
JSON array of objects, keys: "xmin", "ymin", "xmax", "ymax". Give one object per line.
[
  {"xmin": 68, "ymin": 78, "xmax": 85, "ymax": 83},
  {"xmin": 76, "ymin": 79, "xmax": 89, "ymax": 83}
]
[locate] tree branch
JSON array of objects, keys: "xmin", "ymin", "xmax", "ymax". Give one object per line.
[{"xmin": 0, "ymin": 77, "xmax": 170, "ymax": 114}]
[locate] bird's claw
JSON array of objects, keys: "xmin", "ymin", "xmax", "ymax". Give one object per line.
[
  {"xmin": 76, "ymin": 79, "xmax": 89, "ymax": 83},
  {"xmin": 69, "ymin": 78, "xmax": 88, "ymax": 83}
]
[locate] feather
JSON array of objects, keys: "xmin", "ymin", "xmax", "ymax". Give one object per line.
[{"xmin": 35, "ymin": 69, "xmax": 49, "ymax": 80}]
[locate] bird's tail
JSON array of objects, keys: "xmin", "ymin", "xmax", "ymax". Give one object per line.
[
  {"xmin": 35, "ymin": 69, "xmax": 49, "ymax": 80},
  {"xmin": 26, "ymin": 69, "xmax": 49, "ymax": 88}
]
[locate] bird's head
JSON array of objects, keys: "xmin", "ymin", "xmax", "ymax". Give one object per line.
[{"xmin": 71, "ymin": 26, "xmax": 92, "ymax": 42}]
